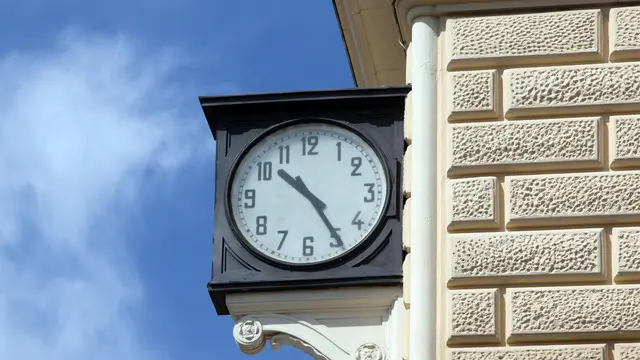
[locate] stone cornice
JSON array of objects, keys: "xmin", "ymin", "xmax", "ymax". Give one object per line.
[
  {"xmin": 395, "ymin": 0, "xmax": 640, "ymax": 42},
  {"xmin": 227, "ymin": 286, "xmax": 401, "ymax": 315},
  {"xmin": 333, "ymin": 0, "xmax": 407, "ymax": 87},
  {"xmin": 332, "ymin": 0, "xmax": 640, "ymax": 87}
]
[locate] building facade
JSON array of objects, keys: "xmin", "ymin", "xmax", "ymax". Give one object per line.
[{"xmin": 333, "ymin": 1, "xmax": 640, "ymax": 359}]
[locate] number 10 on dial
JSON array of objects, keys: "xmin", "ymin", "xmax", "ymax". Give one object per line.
[{"xmin": 229, "ymin": 122, "xmax": 389, "ymax": 266}]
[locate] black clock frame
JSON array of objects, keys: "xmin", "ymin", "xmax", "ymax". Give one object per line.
[
  {"xmin": 224, "ymin": 117, "xmax": 393, "ymax": 270},
  {"xmin": 200, "ymin": 86, "xmax": 410, "ymax": 315}
]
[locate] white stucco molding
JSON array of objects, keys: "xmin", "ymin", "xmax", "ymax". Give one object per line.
[
  {"xmin": 334, "ymin": 0, "xmax": 376, "ymax": 87},
  {"xmin": 395, "ymin": 0, "xmax": 640, "ymax": 42},
  {"xmin": 227, "ymin": 286, "xmax": 404, "ymax": 360},
  {"xmin": 333, "ymin": 0, "xmax": 407, "ymax": 87}
]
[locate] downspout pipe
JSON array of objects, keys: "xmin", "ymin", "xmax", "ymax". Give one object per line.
[{"xmin": 409, "ymin": 15, "xmax": 438, "ymax": 360}]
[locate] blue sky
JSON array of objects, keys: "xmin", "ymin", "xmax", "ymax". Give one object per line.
[{"xmin": 0, "ymin": 1, "xmax": 353, "ymax": 359}]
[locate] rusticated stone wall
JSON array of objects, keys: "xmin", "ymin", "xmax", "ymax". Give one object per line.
[{"xmin": 406, "ymin": 4, "xmax": 640, "ymax": 360}]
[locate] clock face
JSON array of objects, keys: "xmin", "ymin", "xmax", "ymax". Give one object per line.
[{"xmin": 228, "ymin": 122, "xmax": 389, "ymax": 266}]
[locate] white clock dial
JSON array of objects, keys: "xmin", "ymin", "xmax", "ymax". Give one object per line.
[{"xmin": 229, "ymin": 122, "xmax": 389, "ymax": 266}]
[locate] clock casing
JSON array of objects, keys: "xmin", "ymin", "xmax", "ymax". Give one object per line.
[{"xmin": 200, "ymin": 86, "xmax": 410, "ymax": 315}]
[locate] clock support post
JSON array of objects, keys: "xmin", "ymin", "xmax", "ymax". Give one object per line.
[{"xmin": 199, "ymin": 87, "xmax": 410, "ymax": 359}]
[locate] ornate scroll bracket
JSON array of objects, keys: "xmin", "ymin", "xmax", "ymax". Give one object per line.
[
  {"xmin": 355, "ymin": 343, "xmax": 386, "ymax": 360},
  {"xmin": 228, "ymin": 286, "xmax": 404, "ymax": 360},
  {"xmin": 233, "ymin": 319, "xmax": 266, "ymax": 354},
  {"xmin": 233, "ymin": 316, "xmax": 330, "ymax": 359}
]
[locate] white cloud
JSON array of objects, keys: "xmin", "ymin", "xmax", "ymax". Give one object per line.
[{"xmin": 0, "ymin": 30, "xmax": 209, "ymax": 360}]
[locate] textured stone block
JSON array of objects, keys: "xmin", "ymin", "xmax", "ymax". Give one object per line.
[
  {"xmin": 610, "ymin": 6, "xmax": 640, "ymax": 61},
  {"xmin": 450, "ymin": 229, "xmax": 604, "ymax": 285},
  {"xmin": 508, "ymin": 285, "xmax": 640, "ymax": 340},
  {"xmin": 403, "ymin": 144, "xmax": 411, "ymax": 197},
  {"xmin": 613, "ymin": 227, "xmax": 640, "ymax": 279},
  {"xmin": 611, "ymin": 115, "xmax": 640, "ymax": 167},
  {"xmin": 446, "ymin": 9, "xmax": 601, "ymax": 69},
  {"xmin": 449, "ymin": 117, "xmax": 602, "ymax": 175},
  {"xmin": 402, "ymin": 197, "xmax": 411, "ymax": 250},
  {"xmin": 617, "ymin": 343, "xmax": 640, "ymax": 360},
  {"xmin": 448, "ymin": 177, "xmax": 499, "ymax": 231},
  {"xmin": 450, "ymin": 289, "xmax": 499, "ymax": 343},
  {"xmin": 506, "ymin": 171, "xmax": 640, "ymax": 227},
  {"xmin": 448, "ymin": 70, "xmax": 498, "ymax": 121},
  {"xmin": 504, "ymin": 63, "xmax": 640, "ymax": 118},
  {"xmin": 451, "ymin": 344, "xmax": 606, "ymax": 360}
]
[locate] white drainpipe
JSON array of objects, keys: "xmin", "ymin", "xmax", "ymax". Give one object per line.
[{"xmin": 409, "ymin": 14, "xmax": 438, "ymax": 360}]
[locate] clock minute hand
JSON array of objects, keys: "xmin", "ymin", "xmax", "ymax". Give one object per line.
[
  {"xmin": 292, "ymin": 176, "xmax": 344, "ymax": 248},
  {"xmin": 315, "ymin": 210, "xmax": 344, "ymax": 248}
]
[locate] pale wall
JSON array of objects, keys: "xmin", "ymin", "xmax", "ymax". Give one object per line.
[{"xmin": 404, "ymin": 4, "xmax": 640, "ymax": 359}]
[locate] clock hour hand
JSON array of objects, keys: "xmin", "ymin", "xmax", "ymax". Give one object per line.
[{"xmin": 276, "ymin": 169, "xmax": 326, "ymax": 209}]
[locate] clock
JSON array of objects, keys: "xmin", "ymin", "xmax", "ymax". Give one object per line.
[
  {"xmin": 227, "ymin": 121, "xmax": 390, "ymax": 267},
  {"xmin": 200, "ymin": 86, "xmax": 409, "ymax": 315}
]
